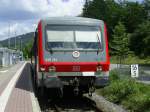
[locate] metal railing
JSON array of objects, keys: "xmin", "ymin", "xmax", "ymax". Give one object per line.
[
  {"xmin": 0, "ymin": 47, "xmax": 23, "ymax": 67},
  {"xmin": 110, "ymin": 64, "xmax": 150, "ymax": 82}
]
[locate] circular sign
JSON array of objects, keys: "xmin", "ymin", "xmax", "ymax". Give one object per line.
[{"xmin": 72, "ymin": 51, "xmax": 80, "ymax": 58}]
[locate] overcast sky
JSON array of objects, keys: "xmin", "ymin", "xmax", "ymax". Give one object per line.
[{"xmin": 0, "ymin": 0, "xmax": 143, "ymax": 40}]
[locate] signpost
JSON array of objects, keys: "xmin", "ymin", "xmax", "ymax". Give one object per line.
[{"xmin": 131, "ymin": 64, "xmax": 139, "ymax": 78}]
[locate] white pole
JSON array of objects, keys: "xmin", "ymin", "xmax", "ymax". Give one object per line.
[
  {"xmin": 15, "ymin": 31, "xmax": 16, "ymax": 49},
  {"xmin": 8, "ymin": 22, "xmax": 11, "ymax": 48}
]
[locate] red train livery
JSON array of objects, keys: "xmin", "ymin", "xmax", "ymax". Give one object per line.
[{"xmin": 31, "ymin": 17, "xmax": 110, "ymax": 96}]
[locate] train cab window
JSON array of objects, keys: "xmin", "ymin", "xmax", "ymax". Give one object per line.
[
  {"xmin": 46, "ymin": 25, "xmax": 102, "ymax": 51},
  {"xmin": 75, "ymin": 30, "xmax": 101, "ymax": 49}
]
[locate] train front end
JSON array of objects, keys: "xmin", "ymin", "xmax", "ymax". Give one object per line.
[{"xmin": 37, "ymin": 17, "xmax": 110, "ymax": 95}]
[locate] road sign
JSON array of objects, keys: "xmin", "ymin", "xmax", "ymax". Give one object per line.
[{"xmin": 131, "ymin": 64, "xmax": 139, "ymax": 78}]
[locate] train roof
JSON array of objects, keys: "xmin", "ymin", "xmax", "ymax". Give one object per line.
[{"xmin": 41, "ymin": 17, "xmax": 104, "ymax": 26}]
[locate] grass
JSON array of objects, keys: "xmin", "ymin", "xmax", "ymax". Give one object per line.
[
  {"xmin": 111, "ymin": 55, "xmax": 150, "ymax": 65},
  {"xmin": 96, "ymin": 70, "xmax": 150, "ymax": 112}
]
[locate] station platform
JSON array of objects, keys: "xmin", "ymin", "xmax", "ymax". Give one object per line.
[{"xmin": 0, "ymin": 62, "xmax": 40, "ymax": 112}]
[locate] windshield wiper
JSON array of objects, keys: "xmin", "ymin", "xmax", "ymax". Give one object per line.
[
  {"xmin": 48, "ymin": 48, "xmax": 53, "ymax": 54},
  {"xmin": 97, "ymin": 33, "xmax": 102, "ymax": 55}
]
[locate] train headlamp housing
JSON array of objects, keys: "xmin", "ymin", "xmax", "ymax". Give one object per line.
[
  {"xmin": 49, "ymin": 66, "xmax": 56, "ymax": 72},
  {"xmin": 97, "ymin": 65, "xmax": 102, "ymax": 72},
  {"xmin": 40, "ymin": 67, "xmax": 46, "ymax": 72}
]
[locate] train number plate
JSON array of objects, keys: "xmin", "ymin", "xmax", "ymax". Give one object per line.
[{"xmin": 72, "ymin": 66, "xmax": 80, "ymax": 72}]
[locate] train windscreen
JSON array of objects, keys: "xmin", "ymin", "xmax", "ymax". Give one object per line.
[{"xmin": 46, "ymin": 25, "xmax": 102, "ymax": 51}]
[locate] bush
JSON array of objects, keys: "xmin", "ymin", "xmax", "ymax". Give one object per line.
[
  {"xmin": 109, "ymin": 70, "xmax": 120, "ymax": 81},
  {"xmin": 97, "ymin": 70, "xmax": 150, "ymax": 112},
  {"xmin": 101, "ymin": 79, "xmax": 137, "ymax": 103},
  {"xmin": 122, "ymin": 92, "xmax": 150, "ymax": 112}
]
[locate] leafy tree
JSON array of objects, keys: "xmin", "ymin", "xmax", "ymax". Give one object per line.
[
  {"xmin": 82, "ymin": 0, "xmax": 149, "ymax": 58},
  {"xmin": 123, "ymin": 2, "xmax": 147, "ymax": 33},
  {"xmin": 143, "ymin": 0, "xmax": 150, "ymax": 19},
  {"xmin": 143, "ymin": 0, "xmax": 150, "ymax": 11},
  {"xmin": 130, "ymin": 20, "xmax": 150, "ymax": 57},
  {"xmin": 111, "ymin": 22, "xmax": 130, "ymax": 63},
  {"xmin": 82, "ymin": 0, "xmax": 125, "ymax": 43},
  {"xmin": 83, "ymin": 0, "xmax": 123, "ymax": 32},
  {"xmin": 105, "ymin": 0, "xmax": 124, "ymax": 35},
  {"xmin": 22, "ymin": 39, "xmax": 33, "ymax": 59},
  {"xmin": 82, "ymin": 0, "xmax": 146, "ymax": 34},
  {"xmin": 83, "ymin": 0, "xmax": 107, "ymax": 21}
]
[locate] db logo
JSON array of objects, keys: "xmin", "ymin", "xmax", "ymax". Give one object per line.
[
  {"xmin": 72, "ymin": 66, "xmax": 80, "ymax": 71},
  {"xmin": 72, "ymin": 51, "xmax": 80, "ymax": 58}
]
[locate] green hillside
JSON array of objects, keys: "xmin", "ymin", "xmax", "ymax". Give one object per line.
[{"xmin": 0, "ymin": 32, "xmax": 34, "ymax": 50}]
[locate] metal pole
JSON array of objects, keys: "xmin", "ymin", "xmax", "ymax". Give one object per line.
[
  {"xmin": 15, "ymin": 31, "xmax": 16, "ymax": 49},
  {"xmin": 18, "ymin": 37, "xmax": 21, "ymax": 51},
  {"xmin": 8, "ymin": 22, "xmax": 10, "ymax": 48},
  {"xmin": 19, "ymin": 37, "xmax": 22, "ymax": 51},
  {"xmin": 21, "ymin": 38, "xmax": 22, "ymax": 51}
]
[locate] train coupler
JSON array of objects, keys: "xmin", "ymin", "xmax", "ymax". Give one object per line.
[{"xmin": 73, "ymin": 77, "xmax": 79, "ymax": 96}]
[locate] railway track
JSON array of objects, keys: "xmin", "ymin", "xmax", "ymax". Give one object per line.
[{"xmin": 36, "ymin": 88, "xmax": 102, "ymax": 112}]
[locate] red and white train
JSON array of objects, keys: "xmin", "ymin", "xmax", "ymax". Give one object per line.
[{"xmin": 31, "ymin": 17, "xmax": 110, "ymax": 96}]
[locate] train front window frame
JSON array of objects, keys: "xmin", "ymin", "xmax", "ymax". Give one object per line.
[{"xmin": 45, "ymin": 25, "xmax": 103, "ymax": 52}]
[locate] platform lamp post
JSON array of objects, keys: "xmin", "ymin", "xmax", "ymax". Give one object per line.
[
  {"xmin": 8, "ymin": 22, "xmax": 10, "ymax": 49},
  {"xmin": 14, "ymin": 31, "xmax": 16, "ymax": 50},
  {"xmin": 19, "ymin": 37, "xmax": 22, "ymax": 51}
]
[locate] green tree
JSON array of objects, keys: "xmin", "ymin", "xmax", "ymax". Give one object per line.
[
  {"xmin": 143, "ymin": 0, "xmax": 150, "ymax": 19},
  {"xmin": 82, "ymin": 0, "xmax": 125, "ymax": 45},
  {"xmin": 83, "ymin": 0, "xmax": 123, "ymax": 34},
  {"xmin": 111, "ymin": 22, "xmax": 130, "ymax": 63},
  {"xmin": 123, "ymin": 2, "xmax": 147, "ymax": 33},
  {"xmin": 143, "ymin": 0, "xmax": 150, "ymax": 10},
  {"xmin": 83, "ymin": 0, "xmax": 107, "ymax": 21},
  {"xmin": 130, "ymin": 20, "xmax": 150, "ymax": 57},
  {"xmin": 105, "ymin": 0, "xmax": 126, "ymax": 48},
  {"xmin": 82, "ymin": 0, "xmax": 149, "ymax": 59},
  {"xmin": 22, "ymin": 39, "xmax": 33, "ymax": 59}
]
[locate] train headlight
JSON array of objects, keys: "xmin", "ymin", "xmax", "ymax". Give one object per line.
[
  {"xmin": 97, "ymin": 66, "xmax": 102, "ymax": 71},
  {"xmin": 40, "ymin": 67, "xmax": 46, "ymax": 72},
  {"xmin": 49, "ymin": 66, "xmax": 56, "ymax": 72}
]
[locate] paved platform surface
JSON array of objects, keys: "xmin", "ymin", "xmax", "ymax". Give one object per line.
[
  {"xmin": 0, "ymin": 62, "xmax": 24, "ymax": 95},
  {"xmin": 0, "ymin": 62, "xmax": 40, "ymax": 112}
]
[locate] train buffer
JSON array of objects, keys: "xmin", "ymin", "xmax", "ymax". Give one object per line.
[{"xmin": 0, "ymin": 61, "xmax": 40, "ymax": 112}]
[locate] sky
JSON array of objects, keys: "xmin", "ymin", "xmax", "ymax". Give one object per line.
[{"xmin": 0, "ymin": 0, "xmax": 143, "ymax": 40}]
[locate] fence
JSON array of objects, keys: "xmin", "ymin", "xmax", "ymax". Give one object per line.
[
  {"xmin": 0, "ymin": 48, "xmax": 23, "ymax": 67},
  {"xmin": 110, "ymin": 64, "xmax": 150, "ymax": 81}
]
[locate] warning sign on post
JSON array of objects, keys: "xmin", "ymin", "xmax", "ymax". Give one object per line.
[{"xmin": 131, "ymin": 64, "xmax": 139, "ymax": 78}]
